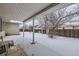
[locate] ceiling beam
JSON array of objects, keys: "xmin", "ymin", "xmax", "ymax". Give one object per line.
[{"xmin": 23, "ymin": 3, "xmax": 59, "ymax": 22}]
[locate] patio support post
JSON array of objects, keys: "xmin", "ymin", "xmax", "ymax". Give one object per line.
[
  {"xmin": 31, "ymin": 17, "xmax": 35, "ymax": 44},
  {"xmin": 23, "ymin": 22, "xmax": 25, "ymax": 37}
]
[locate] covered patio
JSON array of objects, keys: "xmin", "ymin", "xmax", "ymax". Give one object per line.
[{"xmin": 0, "ymin": 3, "xmax": 79, "ymax": 56}]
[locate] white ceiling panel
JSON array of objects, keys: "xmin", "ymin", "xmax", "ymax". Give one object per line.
[{"xmin": 0, "ymin": 3, "xmax": 51, "ymax": 22}]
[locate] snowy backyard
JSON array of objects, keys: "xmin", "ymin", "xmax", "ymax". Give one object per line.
[{"xmin": 4, "ymin": 32, "xmax": 79, "ymax": 56}]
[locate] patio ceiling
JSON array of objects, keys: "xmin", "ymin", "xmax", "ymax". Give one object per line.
[{"xmin": 0, "ymin": 3, "xmax": 51, "ymax": 22}]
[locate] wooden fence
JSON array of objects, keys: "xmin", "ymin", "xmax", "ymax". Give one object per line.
[
  {"xmin": 20, "ymin": 27, "xmax": 79, "ymax": 38},
  {"xmin": 54, "ymin": 29, "xmax": 79, "ymax": 38}
]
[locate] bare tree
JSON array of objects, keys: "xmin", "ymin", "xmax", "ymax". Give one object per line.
[
  {"xmin": 44, "ymin": 8, "xmax": 67, "ymax": 37},
  {"xmin": 45, "ymin": 6, "xmax": 79, "ymax": 38},
  {"xmin": 38, "ymin": 4, "xmax": 79, "ymax": 37},
  {"xmin": 37, "ymin": 17, "xmax": 45, "ymax": 33}
]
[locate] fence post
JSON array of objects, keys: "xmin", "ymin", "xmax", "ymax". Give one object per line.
[
  {"xmin": 73, "ymin": 26, "xmax": 75, "ymax": 38},
  {"xmin": 63, "ymin": 27, "xmax": 65, "ymax": 36}
]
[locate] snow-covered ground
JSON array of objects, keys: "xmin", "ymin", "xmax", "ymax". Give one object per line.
[{"xmin": 4, "ymin": 32, "xmax": 79, "ymax": 56}]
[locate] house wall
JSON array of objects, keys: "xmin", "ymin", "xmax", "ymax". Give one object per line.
[
  {"xmin": 3, "ymin": 22, "xmax": 20, "ymax": 35},
  {"xmin": 0, "ymin": 18, "xmax": 2, "ymax": 31}
]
